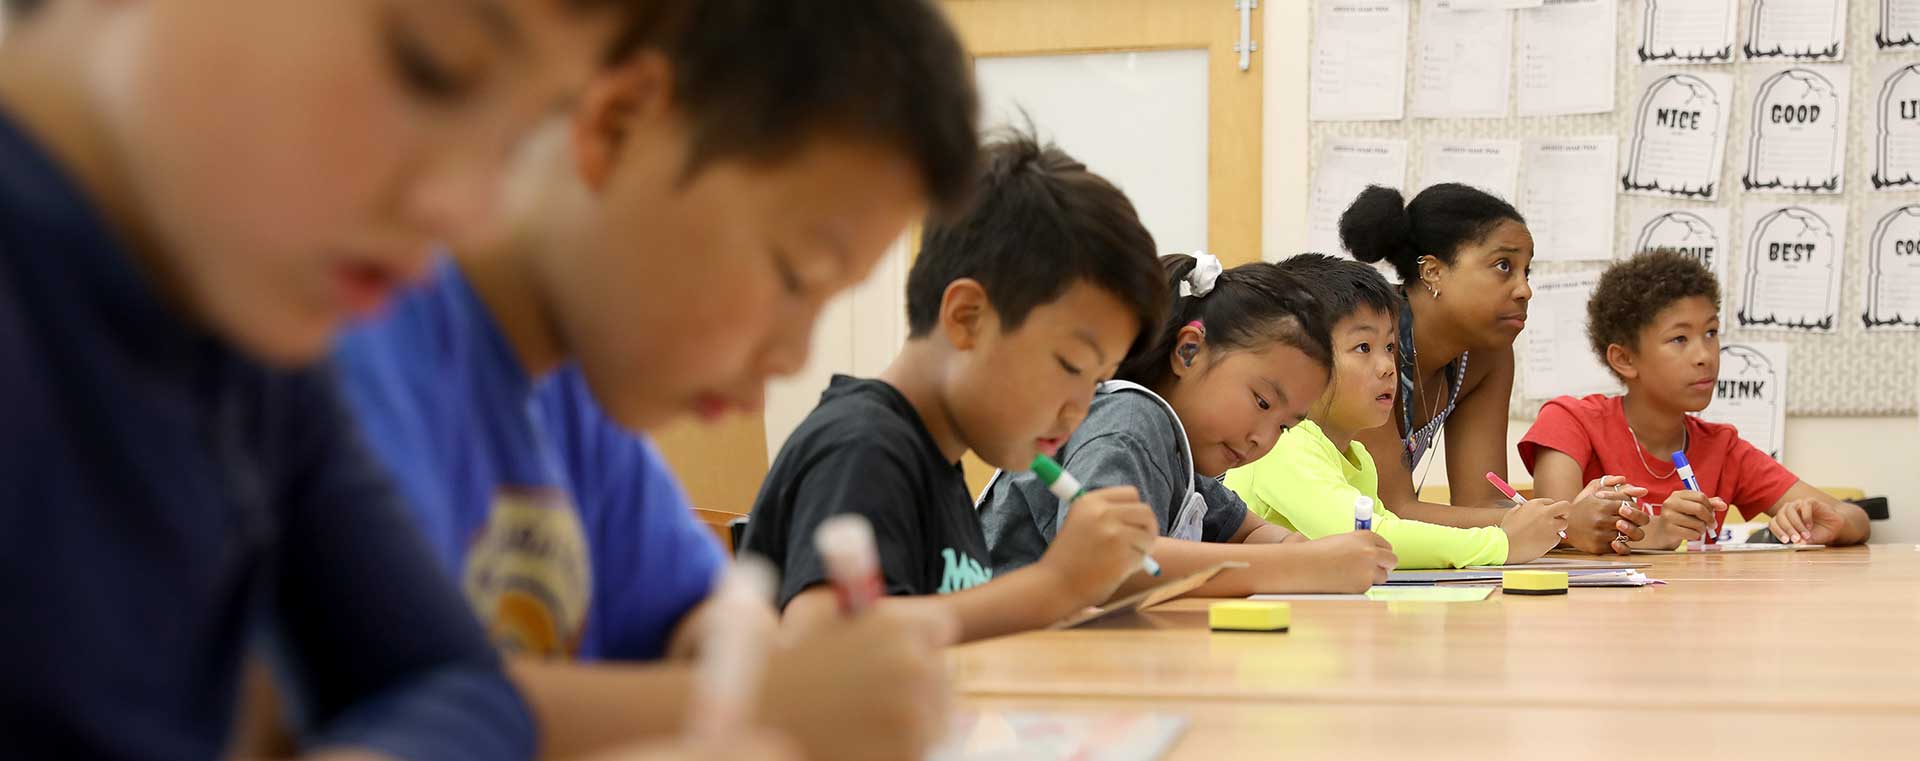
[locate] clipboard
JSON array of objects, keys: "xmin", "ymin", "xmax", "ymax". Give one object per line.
[{"xmin": 1052, "ymin": 561, "xmax": 1247, "ymax": 629}]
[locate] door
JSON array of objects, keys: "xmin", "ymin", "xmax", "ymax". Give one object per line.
[{"xmin": 942, "ymin": 0, "xmax": 1269, "ymax": 496}]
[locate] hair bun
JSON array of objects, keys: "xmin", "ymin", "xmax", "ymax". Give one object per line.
[{"xmin": 1338, "ymin": 185, "xmax": 1416, "ymax": 269}]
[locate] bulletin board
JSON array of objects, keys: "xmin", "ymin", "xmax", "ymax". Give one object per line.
[{"xmin": 1306, "ymin": 0, "xmax": 1920, "ymax": 417}]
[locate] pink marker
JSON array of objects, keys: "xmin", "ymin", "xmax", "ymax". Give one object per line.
[
  {"xmin": 1486, "ymin": 471, "xmax": 1566, "ymax": 540},
  {"xmin": 815, "ymin": 514, "xmax": 884, "ymax": 615}
]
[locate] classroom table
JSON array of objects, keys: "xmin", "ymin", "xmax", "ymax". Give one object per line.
[{"xmin": 950, "ymin": 546, "xmax": 1920, "ymax": 759}]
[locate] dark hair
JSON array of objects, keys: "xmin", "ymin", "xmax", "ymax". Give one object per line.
[
  {"xmin": 1116, "ymin": 255, "xmax": 1334, "ymax": 392},
  {"xmin": 2, "ymin": 0, "xmax": 42, "ymax": 17},
  {"xmin": 906, "ymin": 129, "xmax": 1165, "ymax": 342},
  {"xmin": 1587, "ymin": 249, "xmax": 1722, "ymax": 376},
  {"xmin": 1275, "ymin": 253, "xmax": 1399, "ymax": 327},
  {"xmin": 644, "ymin": 0, "xmax": 979, "ymax": 213},
  {"xmin": 1339, "ymin": 184, "xmax": 1526, "ymax": 284}
]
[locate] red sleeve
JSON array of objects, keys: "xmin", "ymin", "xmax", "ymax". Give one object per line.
[
  {"xmin": 1518, "ymin": 397, "xmax": 1596, "ymax": 476},
  {"xmin": 1726, "ymin": 435, "xmax": 1799, "ymax": 519}
]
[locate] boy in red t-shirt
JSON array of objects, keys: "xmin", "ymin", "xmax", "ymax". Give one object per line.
[{"xmin": 1520, "ymin": 251, "xmax": 1869, "ymax": 548}]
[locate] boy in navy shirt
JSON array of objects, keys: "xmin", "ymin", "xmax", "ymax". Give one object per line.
[
  {"xmin": 0, "ymin": 1, "xmax": 759, "ymax": 760},
  {"xmin": 335, "ymin": 2, "xmax": 977, "ymax": 760}
]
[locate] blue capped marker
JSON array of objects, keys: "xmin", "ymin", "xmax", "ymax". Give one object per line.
[{"xmin": 1671, "ymin": 451, "xmax": 1707, "ymax": 544}]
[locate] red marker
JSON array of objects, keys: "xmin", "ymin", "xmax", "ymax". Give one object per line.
[
  {"xmin": 1486, "ymin": 471, "xmax": 1566, "ymax": 540},
  {"xmin": 815, "ymin": 514, "xmax": 884, "ymax": 615}
]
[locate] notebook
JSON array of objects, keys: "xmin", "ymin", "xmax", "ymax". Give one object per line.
[{"xmin": 930, "ymin": 710, "xmax": 1190, "ymax": 761}]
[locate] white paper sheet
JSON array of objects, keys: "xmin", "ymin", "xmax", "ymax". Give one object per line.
[
  {"xmin": 1871, "ymin": 60, "xmax": 1920, "ymax": 189},
  {"xmin": 1862, "ymin": 202, "xmax": 1920, "ymax": 329},
  {"xmin": 1737, "ymin": 203, "xmax": 1846, "ymax": 332},
  {"xmin": 1742, "ymin": 65, "xmax": 1849, "ymax": 193},
  {"xmin": 1696, "ymin": 342, "xmax": 1790, "ymax": 461},
  {"xmin": 1412, "ymin": 0, "xmax": 1513, "ymax": 118},
  {"xmin": 1517, "ymin": 0, "xmax": 1617, "ymax": 116},
  {"xmin": 1627, "ymin": 206, "xmax": 1733, "ymax": 323},
  {"xmin": 1639, "ymin": 0, "xmax": 1738, "ymax": 63},
  {"xmin": 1522, "ymin": 137, "xmax": 1617, "ymax": 261},
  {"xmin": 1313, "ymin": 0, "xmax": 1412, "ymax": 122},
  {"xmin": 1881, "ymin": 0, "xmax": 1920, "ymax": 48},
  {"xmin": 1744, "ymin": 0, "xmax": 1846, "ymax": 61},
  {"xmin": 1520, "ymin": 270, "xmax": 1623, "ymax": 399},
  {"xmin": 1308, "ymin": 138, "xmax": 1410, "ymax": 264},
  {"xmin": 1418, "ymin": 139, "xmax": 1522, "ymax": 200},
  {"xmin": 1623, "ymin": 70, "xmax": 1732, "ymax": 199},
  {"xmin": 933, "ymin": 712, "xmax": 1190, "ymax": 761}
]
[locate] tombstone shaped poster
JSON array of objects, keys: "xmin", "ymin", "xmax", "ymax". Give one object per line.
[
  {"xmin": 1744, "ymin": 0, "xmax": 1846, "ymax": 61},
  {"xmin": 1629, "ymin": 206, "xmax": 1733, "ymax": 286},
  {"xmin": 1871, "ymin": 61, "xmax": 1920, "ymax": 189},
  {"xmin": 1744, "ymin": 65, "xmax": 1848, "ymax": 193},
  {"xmin": 1882, "ymin": 0, "xmax": 1920, "ymax": 48},
  {"xmin": 1696, "ymin": 343, "xmax": 1790, "ymax": 461},
  {"xmin": 1624, "ymin": 71, "xmax": 1731, "ymax": 199},
  {"xmin": 1863, "ymin": 203, "xmax": 1920, "ymax": 330},
  {"xmin": 1739, "ymin": 203, "xmax": 1846, "ymax": 332},
  {"xmin": 1639, "ymin": 0, "xmax": 1738, "ymax": 63}
]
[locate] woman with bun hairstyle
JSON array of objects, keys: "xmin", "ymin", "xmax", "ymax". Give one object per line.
[{"xmin": 1340, "ymin": 184, "xmax": 1650, "ymax": 555}]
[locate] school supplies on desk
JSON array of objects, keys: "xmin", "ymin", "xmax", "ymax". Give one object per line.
[
  {"xmin": 1385, "ymin": 569, "xmax": 1660, "ymax": 587},
  {"xmin": 1487, "ymin": 470, "xmax": 1563, "ymax": 539},
  {"xmin": 1632, "ymin": 543, "xmax": 1824, "ymax": 554},
  {"xmin": 1052, "ymin": 562, "xmax": 1246, "ymax": 629},
  {"xmin": 930, "ymin": 710, "xmax": 1189, "ymax": 761},
  {"xmin": 1468, "ymin": 558, "xmax": 1651, "ymax": 571},
  {"xmin": 1248, "ymin": 586, "xmax": 1495, "ymax": 602}
]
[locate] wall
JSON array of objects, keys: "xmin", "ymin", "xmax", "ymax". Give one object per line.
[{"xmin": 1267, "ymin": 4, "xmax": 1913, "ymax": 542}]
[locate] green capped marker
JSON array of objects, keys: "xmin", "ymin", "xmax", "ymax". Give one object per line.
[{"xmin": 1031, "ymin": 454, "xmax": 1161, "ymax": 576}]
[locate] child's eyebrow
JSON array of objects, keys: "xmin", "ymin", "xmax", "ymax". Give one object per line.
[
  {"xmin": 1072, "ymin": 329, "xmax": 1108, "ymax": 364},
  {"xmin": 461, "ymin": 0, "xmax": 525, "ymax": 49},
  {"xmin": 1260, "ymin": 376, "xmax": 1288, "ymax": 406}
]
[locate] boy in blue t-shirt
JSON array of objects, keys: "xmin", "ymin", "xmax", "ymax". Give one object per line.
[
  {"xmin": 334, "ymin": 2, "xmax": 979, "ymax": 760},
  {"xmin": 0, "ymin": 1, "xmax": 681, "ymax": 760}
]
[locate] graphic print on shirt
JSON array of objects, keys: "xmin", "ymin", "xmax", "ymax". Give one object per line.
[
  {"xmin": 463, "ymin": 487, "xmax": 592, "ymax": 658},
  {"xmin": 938, "ymin": 548, "xmax": 994, "ymax": 594}
]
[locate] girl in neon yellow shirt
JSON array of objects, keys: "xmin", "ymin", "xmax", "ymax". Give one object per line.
[{"xmin": 1225, "ymin": 256, "xmax": 1572, "ymax": 568}]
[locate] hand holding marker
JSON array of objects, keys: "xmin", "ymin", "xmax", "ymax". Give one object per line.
[
  {"xmin": 1031, "ymin": 454, "xmax": 1161, "ymax": 576},
  {"xmin": 1486, "ymin": 471, "xmax": 1565, "ymax": 540},
  {"xmin": 687, "ymin": 557, "xmax": 778, "ymax": 742},
  {"xmin": 815, "ymin": 514, "xmax": 885, "ymax": 614},
  {"xmin": 1671, "ymin": 452, "xmax": 1711, "ymax": 545}
]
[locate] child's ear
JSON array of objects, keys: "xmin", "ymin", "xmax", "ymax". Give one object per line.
[
  {"xmin": 1167, "ymin": 322, "xmax": 1207, "ymax": 379},
  {"xmin": 571, "ymin": 51, "xmax": 675, "ymax": 194},
  {"xmin": 939, "ymin": 279, "xmax": 990, "ymax": 351},
  {"xmin": 1605, "ymin": 342, "xmax": 1639, "ymax": 381}
]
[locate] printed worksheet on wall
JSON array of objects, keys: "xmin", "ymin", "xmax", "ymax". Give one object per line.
[
  {"xmin": 1739, "ymin": 202, "xmax": 1846, "ymax": 332},
  {"xmin": 1312, "ymin": 0, "xmax": 1411, "ymax": 121},
  {"xmin": 1623, "ymin": 70, "xmax": 1731, "ymax": 199},
  {"xmin": 1871, "ymin": 59, "xmax": 1920, "ymax": 189},
  {"xmin": 1521, "ymin": 271, "xmax": 1623, "ymax": 399},
  {"xmin": 1880, "ymin": 0, "xmax": 1920, "ymax": 48},
  {"xmin": 1412, "ymin": 0, "xmax": 1513, "ymax": 118},
  {"xmin": 1744, "ymin": 0, "xmax": 1846, "ymax": 61},
  {"xmin": 1418, "ymin": 139, "xmax": 1522, "ymax": 200},
  {"xmin": 1862, "ymin": 202, "xmax": 1920, "ymax": 330},
  {"xmin": 1308, "ymin": 139, "xmax": 1409, "ymax": 268},
  {"xmin": 1639, "ymin": 0, "xmax": 1738, "ymax": 63},
  {"xmin": 1517, "ymin": 0, "xmax": 1617, "ymax": 116},
  {"xmin": 1695, "ymin": 343, "xmax": 1790, "ymax": 461},
  {"xmin": 1742, "ymin": 64, "xmax": 1849, "ymax": 193},
  {"xmin": 1522, "ymin": 137, "xmax": 1617, "ymax": 261}
]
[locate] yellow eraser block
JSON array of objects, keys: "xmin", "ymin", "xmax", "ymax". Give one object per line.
[
  {"xmin": 1209, "ymin": 601, "xmax": 1290, "ymax": 631},
  {"xmin": 1502, "ymin": 570, "xmax": 1569, "ymax": 595}
]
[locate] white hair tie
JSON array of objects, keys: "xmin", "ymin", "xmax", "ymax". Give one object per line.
[{"xmin": 1179, "ymin": 251, "xmax": 1223, "ymax": 298}]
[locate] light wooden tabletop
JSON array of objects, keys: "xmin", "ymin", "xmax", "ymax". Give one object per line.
[{"xmin": 951, "ymin": 546, "xmax": 1920, "ymax": 759}]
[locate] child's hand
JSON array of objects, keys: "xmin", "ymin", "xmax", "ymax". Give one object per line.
[
  {"xmin": 1771, "ymin": 499, "xmax": 1846, "ymax": 545},
  {"xmin": 1038, "ymin": 486, "xmax": 1160, "ymax": 604},
  {"xmin": 1564, "ymin": 475, "xmax": 1651, "ymax": 555},
  {"xmin": 1500, "ymin": 498, "xmax": 1571, "ymax": 564},
  {"xmin": 1647, "ymin": 490, "xmax": 1723, "ymax": 548},
  {"xmin": 760, "ymin": 605, "xmax": 955, "ymax": 761},
  {"xmin": 1294, "ymin": 530, "xmax": 1397, "ymax": 593}
]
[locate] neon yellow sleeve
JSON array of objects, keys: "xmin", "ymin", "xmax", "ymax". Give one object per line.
[{"xmin": 1225, "ymin": 421, "xmax": 1509, "ymax": 569}]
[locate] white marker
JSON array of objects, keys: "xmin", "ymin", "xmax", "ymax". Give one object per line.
[
  {"xmin": 816, "ymin": 514, "xmax": 885, "ymax": 614},
  {"xmin": 1353, "ymin": 495, "xmax": 1375, "ymax": 532}
]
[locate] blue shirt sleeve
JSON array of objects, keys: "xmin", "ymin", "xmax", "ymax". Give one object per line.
[
  {"xmin": 538, "ymin": 368, "xmax": 723, "ymax": 662},
  {"xmin": 270, "ymin": 368, "xmax": 534, "ymax": 761}
]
